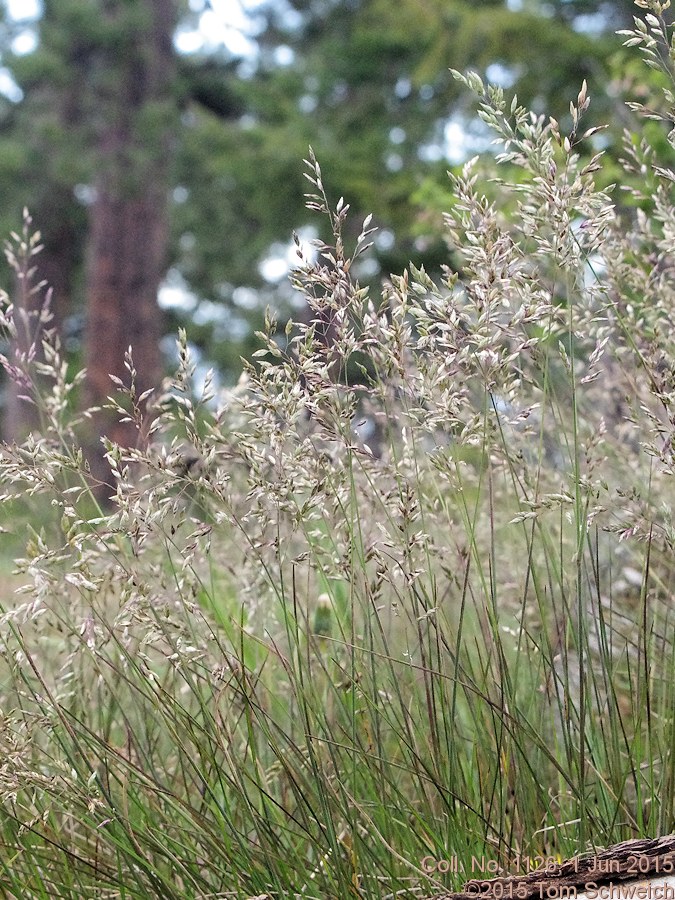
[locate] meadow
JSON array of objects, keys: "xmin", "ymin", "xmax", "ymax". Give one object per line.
[{"xmin": 0, "ymin": 5, "xmax": 675, "ymax": 898}]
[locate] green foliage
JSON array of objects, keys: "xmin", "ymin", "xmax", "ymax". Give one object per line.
[{"xmin": 0, "ymin": 0, "xmax": 649, "ymax": 387}]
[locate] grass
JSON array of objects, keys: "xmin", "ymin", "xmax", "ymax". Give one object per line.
[{"xmin": 1, "ymin": 3, "xmax": 675, "ymax": 897}]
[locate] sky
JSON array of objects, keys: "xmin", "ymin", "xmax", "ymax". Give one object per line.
[
  {"xmin": 4, "ymin": 0, "xmax": 266, "ymax": 57},
  {"xmin": 176, "ymin": 0, "xmax": 268, "ymax": 56},
  {"xmin": 0, "ymin": 0, "xmax": 268, "ymax": 101},
  {"xmin": 4, "ymin": 0, "xmax": 38, "ymax": 20}
]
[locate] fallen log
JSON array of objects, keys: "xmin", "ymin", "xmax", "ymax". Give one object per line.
[{"xmin": 431, "ymin": 836, "xmax": 675, "ymax": 900}]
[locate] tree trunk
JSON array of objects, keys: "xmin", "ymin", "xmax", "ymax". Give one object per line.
[{"xmin": 83, "ymin": 0, "xmax": 178, "ymax": 494}]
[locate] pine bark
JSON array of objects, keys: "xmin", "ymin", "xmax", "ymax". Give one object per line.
[{"xmin": 83, "ymin": 0, "xmax": 178, "ymax": 493}]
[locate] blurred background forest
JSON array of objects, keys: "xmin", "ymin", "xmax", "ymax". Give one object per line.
[{"xmin": 0, "ymin": 0, "xmax": 653, "ymax": 451}]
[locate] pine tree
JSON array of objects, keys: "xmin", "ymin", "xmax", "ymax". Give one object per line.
[{"xmin": 81, "ymin": 0, "xmax": 178, "ymax": 489}]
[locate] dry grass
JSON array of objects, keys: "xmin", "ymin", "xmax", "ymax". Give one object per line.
[{"xmin": 0, "ymin": 4, "xmax": 674, "ymax": 897}]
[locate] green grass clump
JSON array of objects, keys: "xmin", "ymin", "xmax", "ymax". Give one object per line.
[{"xmin": 1, "ymin": 5, "xmax": 675, "ymax": 897}]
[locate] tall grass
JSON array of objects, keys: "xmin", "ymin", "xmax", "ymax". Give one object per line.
[{"xmin": 1, "ymin": 3, "xmax": 675, "ymax": 897}]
